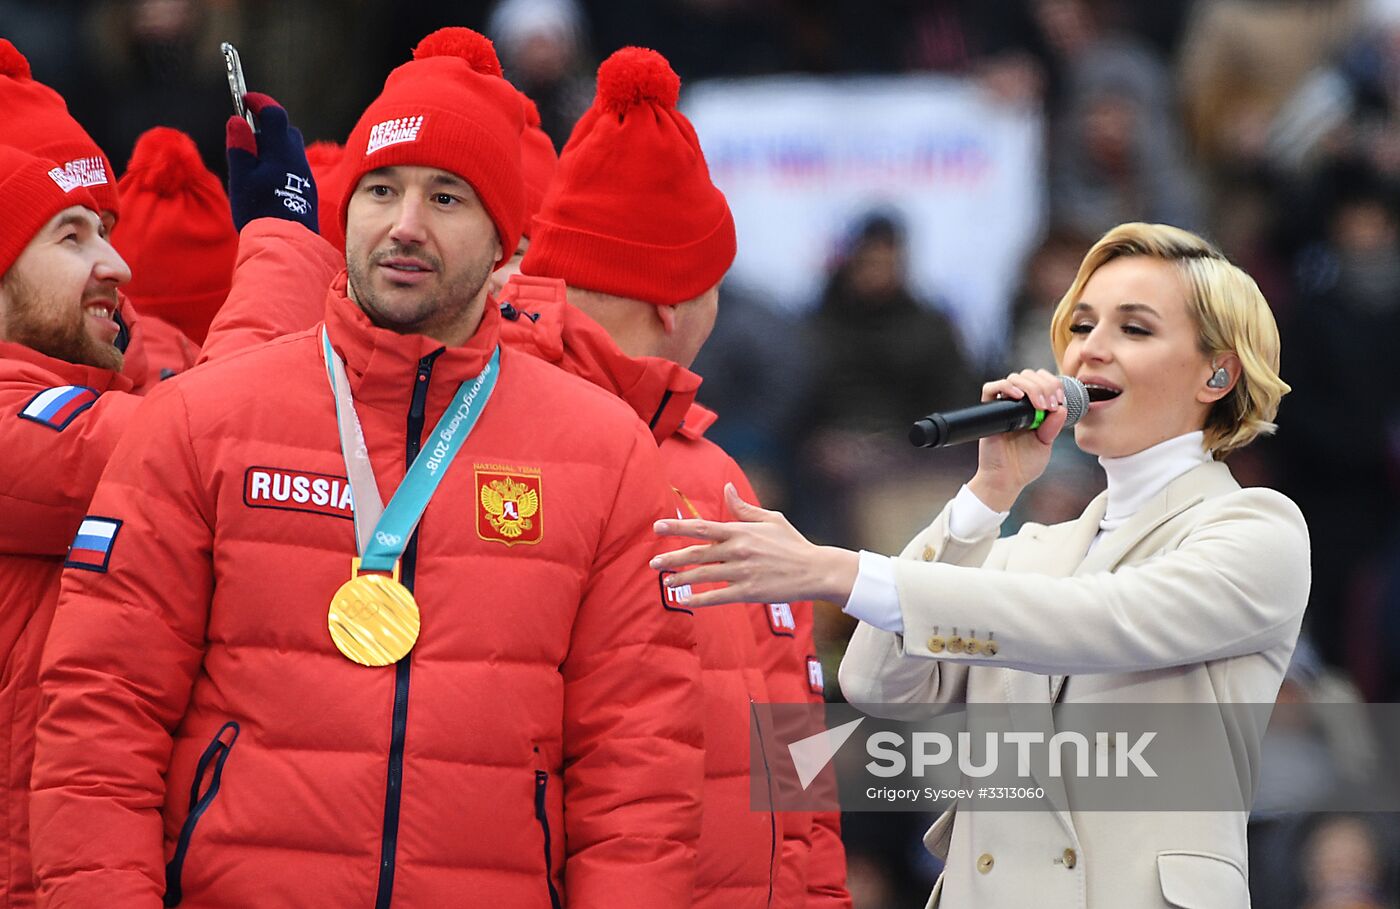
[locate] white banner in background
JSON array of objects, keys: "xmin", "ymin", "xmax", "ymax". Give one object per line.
[{"xmin": 683, "ymin": 74, "xmax": 1045, "ymax": 363}]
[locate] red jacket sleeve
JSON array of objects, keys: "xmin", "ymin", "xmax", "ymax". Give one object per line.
[
  {"xmin": 805, "ymin": 811, "xmax": 853, "ymax": 908},
  {"xmin": 0, "ymin": 372, "xmax": 143, "ymax": 557},
  {"xmin": 727, "ymin": 466, "xmax": 852, "ymax": 908},
  {"xmin": 197, "ymin": 220, "xmax": 342, "ymax": 364},
  {"xmin": 561, "ymin": 424, "xmax": 704, "ymax": 908},
  {"xmin": 30, "ymin": 383, "xmax": 214, "ymax": 908}
]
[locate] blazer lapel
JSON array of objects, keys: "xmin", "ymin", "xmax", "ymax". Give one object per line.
[
  {"xmin": 1000, "ymin": 464, "xmax": 1239, "ymax": 838},
  {"xmin": 1073, "ymin": 460, "xmax": 1237, "ymax": 577}
]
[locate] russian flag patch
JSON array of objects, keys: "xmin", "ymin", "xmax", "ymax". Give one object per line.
[
  {"xmin": 19, "ymin": 385, "xmax": 99, "ymax": 431},
  {"xmin": 65, "ymin": 517, "xmax": 122, "ymax": 572}
]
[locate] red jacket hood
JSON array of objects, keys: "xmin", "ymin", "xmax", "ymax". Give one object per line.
[
  {"xmin": 498, "ymin": 274, "xmax": 701, "ymax": 444},
  {"xmin": 323, "ymin": 272, "xmax": 503, "ymax": 419}
]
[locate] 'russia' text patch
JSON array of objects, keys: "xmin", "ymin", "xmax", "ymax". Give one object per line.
[
  {"xmin": 807, "ymin": 655, "xmax": 826, "ymax": 696},
  {"xmin": 767, "ymin": 602, "xmax": 797, "ymax": 637},
  {"xmin": 243, "ymin": 466, "xmax": 354, "ymax": 519},
  {"xmin": 19, "ymin": 385, "xmax": 99, "ymax": 431},
  {"xmin": 65, "ymin": 517, "xmax": 121, "ymax": 572}
]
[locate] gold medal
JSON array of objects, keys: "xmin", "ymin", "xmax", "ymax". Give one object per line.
[{"xmin": 328, "ymin": 559, "xmax": 420, "ymax": 666}]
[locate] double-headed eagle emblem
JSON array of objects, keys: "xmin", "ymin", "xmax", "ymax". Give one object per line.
[{"xmin": 480, "ymin": 476, "xmax": 539, "ymax": 538}]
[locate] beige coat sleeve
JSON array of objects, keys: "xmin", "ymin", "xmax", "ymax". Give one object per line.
[
  {"xmin": 838, "ymin": 499, "xmax": 1008, "ymax": 716},
  {"xmin": 892, "ymin": 488, "xmax": 1309, "ymax": 676}
]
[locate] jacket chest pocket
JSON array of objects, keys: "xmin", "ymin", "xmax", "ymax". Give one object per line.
[
  {"xmin": 164, "ymin": 722, "xmax": 240, "ymax": 907},
  {"xmin": 1157, "ymin": 850, "xmax": 1249, "ymax": 908}
]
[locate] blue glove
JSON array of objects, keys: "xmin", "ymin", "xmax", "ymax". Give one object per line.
[{"xmin": 226, "ymin": 92, "xmax": 318, "ymax": 233}]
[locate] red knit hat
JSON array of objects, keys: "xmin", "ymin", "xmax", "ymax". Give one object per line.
[
  {"xmin": 338, "ymin": 27, "xmax": 524, "ymax": 266},
  {"xmin": 521, "ymin": 47, "xmax": 735, "ymax": 306},
  {"xmin": 517, "ymin": 90, "xmax": 557, "ymax": 240},
  {"xmin": 0, "ymin": 145, "xmax": 100, "ymax": 278},
  {"xmin": 307, "ymin": 140, "xmax": 350, "ymax": 251},
  {"xmin": 0, "ymin": 40, "xmax": 120, "ymax": 220},
  {"xmin": 110, "ymin": 127, "xmax": 237, "ymax": 345}
]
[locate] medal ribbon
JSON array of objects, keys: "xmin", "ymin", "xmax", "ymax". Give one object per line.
[{"xmin": 321, "ymin": 327, "xmax": 500, "ymax": 572}]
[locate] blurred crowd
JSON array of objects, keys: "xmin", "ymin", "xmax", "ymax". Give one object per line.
[{"xmin": 5, "ymin": 0, "xmax": 1400, "ymax": 906}]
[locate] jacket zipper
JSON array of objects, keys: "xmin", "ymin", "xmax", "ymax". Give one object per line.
[
  {"xmin": 534, "ymin": 770, "xmax": 563, "ymax": 909},
  {"xmin": 164, "ymin": 721, "xmax": 240, "ymax": 907},
  {"xmin": 373, "ymin": 351, "xmax": 442, "ymax": 909},
  {"xmin": 750, "ymin": 699, "xmax": 777, "ymax": 908}
]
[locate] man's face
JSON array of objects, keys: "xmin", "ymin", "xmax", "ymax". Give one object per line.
[
  {"xmin": 0, "ymin": 205, "xmax": 130, "ymax": 371},
  {"xmin": 345, "ymin": 165, "xmax": 502, "ymax": 345}
]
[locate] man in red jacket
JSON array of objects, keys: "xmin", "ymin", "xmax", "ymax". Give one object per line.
[
  {"xmin": 0, "ymin": 144, "xmax": 144, "ymax": 908},
  {"xmin": 504, "ymin": 47, "xmax": 852, "ymax": 908},
  {"xmin": 0, "ymin": 39, "xmax": 197, "ymax": 391},
  {"xmin": 30, "ymin": 29, "xmax": 703, "ymax": 909}
]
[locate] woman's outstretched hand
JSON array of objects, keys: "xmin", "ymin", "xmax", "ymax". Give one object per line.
[{"xmin": 651, "ymin": 483, "xmax": 860, "ymax": 608}]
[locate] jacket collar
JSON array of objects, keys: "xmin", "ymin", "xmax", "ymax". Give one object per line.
[
  {"xmin": 677, "ymin": 403, "xmax": 717, "ymax": 441},
  {"xmin": 0, "ymin": 338, "xmax": 135, "ymax": 394},
  {"xmin": 322, "ymin": 272, "xmax": 502, "ymax": 418},
  {"xmin": 115, "ymin": 293, "xmax": 149, "ymax": 388},
  {"xmin": 498, "ymin": 275, "xmax": 700, "ymax": 443}
]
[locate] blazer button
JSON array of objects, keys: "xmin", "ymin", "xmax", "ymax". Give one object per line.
[
  {"xmin": 921, "ymin": 545, "xmax": 936, "ymax": 562},
  {"xmin": 977, "ymin": 853, "xmax": 994, "ymax": 874},
  {"xmin": 947, "ymin": 636, "xmax": 965, "ymax": 654},
  {"xmin": 1062, "ymin": 848, "xmax": 1077, "ymax": 869},
  {"xmin": 983, "ymin": 640, "xmax": 1000, "ymax": 656},
  {"xmin": 964, "ymin": 638, "xmax": 981, "ymax": 655},
  {"xmin": 927, "ymin": 635, "xmax": 946, "ymax": 653}
]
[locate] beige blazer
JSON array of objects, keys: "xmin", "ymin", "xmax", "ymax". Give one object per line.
[{"xmin": 839, "ymin": 461, "xmax": 1310, "ymax": 909}]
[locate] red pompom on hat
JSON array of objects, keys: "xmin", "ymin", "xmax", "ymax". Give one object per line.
[
  {"xmin": 306, "ymin": 140, "xmax": 349, "ymax": 251},
  {"xmin": 0, "ymin": 145, "xmax": 100, "ymax": 279},
  {"xmin": 0, "ymin": 39, "xmax": 121, "ymax": 220},
  {"xmin": 412, "ymin": 27, "xmax": 504, "ymax": 76},
  {"xmin": 110, "ymin": 127, "xmax": 237, "ymax": 345},
  {"xmin": 339, "ymin": 27, "xmax": 524, "ymax": 266},
  {"xmin": 520, "ymin": 47, "xmax": 735, "ymax": 305},
  {"xmin": 0, "ymin": 40, "xmax": 32, "ymax": 80},
  {"xmin": 517, "ymin": 90, "xmax": 557, "ymax": 241}
]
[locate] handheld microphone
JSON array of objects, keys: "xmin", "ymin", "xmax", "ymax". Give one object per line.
[{"xmin": 909, "ymin": 376, "xmax": 1089, "ymax": 448}]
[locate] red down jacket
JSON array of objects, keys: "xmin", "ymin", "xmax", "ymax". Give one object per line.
[
  {"xmin": 0, "ymin": 342, "xmax": 142, "ymax": 909},
  {"xmin": 0, "ymin": 224, "xmax": 346, "ymax": 909},
  {"xmin": 30, "ymin": 280, "xmax": 704, "ymax": 908},
  {"xmin": 499, "ymin": 274, "xmax": 851, "ymax": 908}
]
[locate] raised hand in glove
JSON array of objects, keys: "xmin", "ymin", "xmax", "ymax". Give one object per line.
[{"xmin": 226, "ymin": 92, "xmax": 319, "ymax": 233}]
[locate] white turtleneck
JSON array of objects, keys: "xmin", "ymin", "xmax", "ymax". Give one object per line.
[
  {"xmin": 844, "ymin": 431, "xmax": 1212, "ymax": 633},
  {"xmin": 1093, "ymin": 430, "xmax": 1211, "ymax": 546}
]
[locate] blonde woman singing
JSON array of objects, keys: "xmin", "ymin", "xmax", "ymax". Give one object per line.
[{"xmin": 652, "ymin": 223, "xmax": 1308, "ymax": 908}]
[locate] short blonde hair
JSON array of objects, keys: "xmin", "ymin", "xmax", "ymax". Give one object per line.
[{"xmin": 1048, "ymin": 223, "xmax": 1289, "ymax": 457}]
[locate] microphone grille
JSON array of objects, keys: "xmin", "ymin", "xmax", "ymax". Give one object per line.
[{"xmin": 1059, "ymin": 376, "xmax": 1089, "ymax": 427}]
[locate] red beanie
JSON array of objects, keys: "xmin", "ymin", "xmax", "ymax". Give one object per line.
[
  {"xmin": 110, "ymin": 127, "xmax": 237, "ymax": 345},
  {"xmin": 0, "ymin": 40, "xmax": 120, "ymax": 220},
  {"xmin": 339, "ymin": 27, "xmax": 524, "ymax": 266},
  {"xmin": 0, "ymin": 145, "xmax": 100, "ymax": 279},
  {"xmin": 521, "ymin": 47, "xmax": 735, "ymax": 306},
  {"xmin": 517, "ymin": 90, "xmax": 557, "ymax": 240},
  {"xmin": 307, "ymin": 140, "xmax": 350, "ymax": 252}
]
